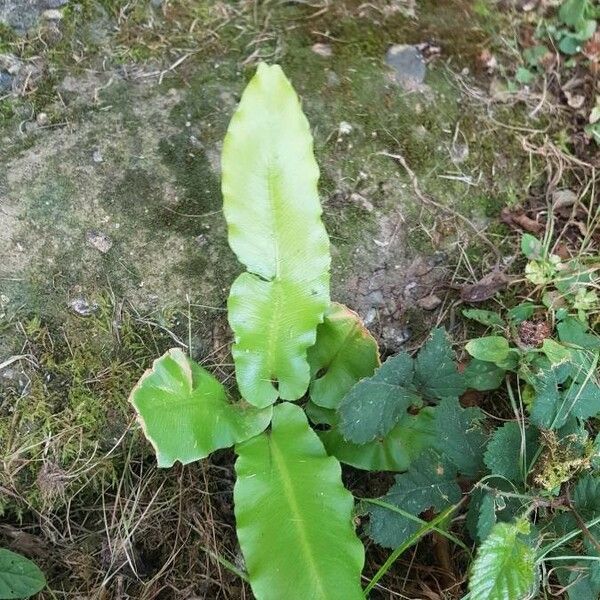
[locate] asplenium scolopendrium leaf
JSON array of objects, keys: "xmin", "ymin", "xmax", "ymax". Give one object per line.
[
  {"xmin": 307, "ymin": 302, "xmax": 380, "ymax": 410},
  {"xmin": 469, "ymin": 520, "xmax": 537, "ymax": 600},
  {"xmin": 129, "ymin": 349, "xmax": 272, "ymax": 467},
  {"xmin": 0, "ymin": 550, "xmax": 45, "ymax": 599},
  {"xmin": 367, "ymin": 449, "xmax": 461, "ymax": 549},
  {"xmin": 234, "ymin": 402, "xmax": 364, "ymax": 600},
  {"xmin": 222, "ymin": 63, "xmax": 330, "ymax": 407}
]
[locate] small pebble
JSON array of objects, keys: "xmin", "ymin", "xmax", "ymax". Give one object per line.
[
  {"xmin": 69, "ymin": 298, "xmax": 99, "ymax": 317},
  {"xmin": 417, "ymin": 294, "xmax": 442, "ymax": 311},
  {"xmin": 86, "ymin": 230, "xmax": 113, "ymax": 253},
  {"xmin": 311, "ymin": 43, "xmax": 332, "ymax": 58},
  {"xmin": 42, "ymin": 9, "xmax": 63, "ymax": 20}
]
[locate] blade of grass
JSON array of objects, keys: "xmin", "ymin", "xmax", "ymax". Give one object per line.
[
  {"xmin": 363, "ymin": 499, "xmax": 466, "ymax": 597},
  {"xmin": 199, "ymin": 545, "xmax": 249, "ymax": 583},
  {"xmin": 361, "ymin": 497, "xmax": 470, "ymax": 555}
]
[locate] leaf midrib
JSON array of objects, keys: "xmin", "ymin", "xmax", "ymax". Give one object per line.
[{"xmin": 270, "ymin": 435, "xmax": 328, "ymax": 599}]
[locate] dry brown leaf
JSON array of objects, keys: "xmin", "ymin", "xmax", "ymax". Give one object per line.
[
  {"xmin": 460, "ymin": 271, "xmax": 509, "ymax": 303},
  {"xmin": 501, "ymin": 206, "xmax": 544, "ymax": 233}
]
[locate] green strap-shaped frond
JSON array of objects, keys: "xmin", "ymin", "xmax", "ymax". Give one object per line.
[
  {"xmin": 129, "ymin": 349, "xmax": 272, "ymax": 467},
  {"xmin": 234, "ymin": 402, "xmax": 364, "ymax": 600},
  {"xmin": 222, "ymin": 63, "xmax": 331, "ymax": 407},
  {"xmin": 308, "ymin": 302, "xmax": 380, "ymax": 409}
]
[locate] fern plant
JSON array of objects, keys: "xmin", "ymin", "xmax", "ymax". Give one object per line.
[
  {"xmin": 129, "ymin": 63, "xmax": 600, "ymax": 599},
  {"xmin": 129, "ymin": 64, "xmax": 365, "ymax": 599}
]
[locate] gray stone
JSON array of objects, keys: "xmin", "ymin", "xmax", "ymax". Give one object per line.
[
  {"xmin": 68, "ymin": 298, "xmax": 100, "ymax": 317},
  {"xmin": 42, "ymin": 8, "xmax": 63, "ymax": 20},
  {"xmin": 417, "ymin": 294, "xmax": 442, "ymax": 311},
  {"xmin": 43, "ymin": 0, "xmax": 68, "ymax": 7},
  {"xmin": 86, "ymin": 230, "xmax": 113, "ymax": 254},
  {"xmin": 385, "ymin": 44, "xmax": 426, "ymax": 89},
  {"xmin": 0, "ymin": 71, "xmax": 13, "ymax": 92}
]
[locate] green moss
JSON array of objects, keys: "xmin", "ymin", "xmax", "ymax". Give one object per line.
[
  {"xmin": 158, "ymin": 133, "xmax": 221, "ymax": 231},
  {"xmin": 0, "ymin": 302, "xmax": 176, "ymax": 517}
]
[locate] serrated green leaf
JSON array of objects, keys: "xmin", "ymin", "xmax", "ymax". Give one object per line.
[
  {"xmin": 462, "ymin": 308, "xmax": 505, "ymax": 328},
  {"xmin": 566, "ymin": 563, "xmax": 600, "ymax": 600},
  {"xmin": 433, "ymin": 397, "xmax": 487, "ymax": 477},
  {"xmin": 234, "ymin": 402, "xmax": 364, "ymax": 600},
  {"xmin": 321, "ymin": 408, "xmax": 436, "ymax": 472},
  {"xmin": 465, "ymin": 359, "xmax": 506, "ymax": 391},
  {"xmin": 0, "ymin": 550, "xmax": 45, "ymax": 599},
  {"xmin": 521, "ymin": 233, "xmax": 543, "ymax": 259},
  {"xmin": 308, "ymin": 302, "xmax": 380, "ymax": 409},
  {"xmin": 129, "ymin": 349, "xmax": 272, "ymax": 467},
  {"xmin": 564, "ymin": 379, "xmax": 600, "ymax": 420},
  {"xmin": 484, "ymin": 422, "xmax": 539, "ymax": 484},
  {"xmin": 559, "ymin": 0, "xmax": 588, "ymax": 27},
  {"xmin": 414, "ymin": 328, "xmax": 466, "ymax": 400},
  {"xmin": 530, "ymin": 367, "xmax": 572, "ymax": 430},
  {"xmin": 557, "ymin": 317, "xmax": 600, "ymax": 349},
  {"xmin": 223, "ymin": 63, "xmax": 330, "ymax": 407},
  {"xmin": 367, "ymin": 450, "xmax": 461, "ymax": 549},
  {"xmin": 592, "ymin": 433, "xmax": 600, "ymax": 470},
  {"xmin": 469, "ymin": 521, "xmax": 537, "ymax": 600},
  {"xmin": 466, "ymin": 336, "xmax": 511, "ymax": 364},
  {"xmin": 338, "ymin": 353, "xmax": 419, "ymax": 444},
  {"xmin": 515, "ymin": 67, "xmax": 535, "ymax": 85},
  {"xmin": 573, "ymin": 475, "xmax": 600, "ymax": 533},
  {"xmin": 530, "ymin": 366, "xmax": 600, "ymax": 430},
  {"xmin": 476, "ymin": 493, "xmax": 497, "ymax": 543}
]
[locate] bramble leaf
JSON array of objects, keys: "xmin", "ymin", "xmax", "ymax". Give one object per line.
[
  {"xmin": 465, "ymin": 359, "xmax": 506, "ymax": 391},
  {"xmin": 469, "ymin": 521, "xmax": 537, "ymax": 600},
  {"xmin": 320, "ymin": 409, "xmax": 436, "ymax": 472},
  {"xmin": 484, "ymin": 422, "xmax": 539, "ymax": 484},
  {"xmin": 414, "ymin": 328, "xmax": 466, "ymax": 400},
  {"xmin": 433, "ymin": 397, "xmax": 487, "ymax": 477},
  {"xmin": 223, "ymin": 63, "xmax": 330, "ymax": 407},
  {"xmin": 338, "ymin": 353, "xmax": 419, "ymax": 444},
  {"xmin": 308, "ymin": 302, "xmax": 380, "ymax": 409},
  {"xmin": 565, "ymin": 563, "xmax": 600, "ymax": 600},
  {"xmin": 367, "ymin": 450, "xmax": 461, "ymax": 549},
  {"xmin": 557, "ymin": 317, "xmax": 600, "ymax": 350},
  {"xmin": 530, "ymin": 366, "xmax": 600, "ymax": 430},
  {"xmin": 129, "ymin": 349, "xmax": 272, "ymax": 467},
  {"xmin": 234, "ymin": 402, "xmax": 364, "ymax": 600},
  {"xmin": 475, "ymin": 492, "xmax": 497, "ymax": 543},
  {"xmin": 573, "ymin": 475, "xmax": 600, "ymax": 538},
  {"xmin": 0, "ymin": 550, "xmax": 45, "ymax": 599}
]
